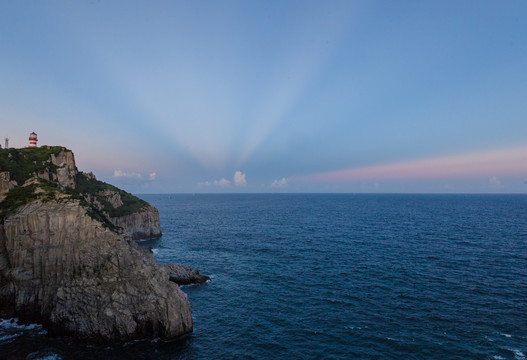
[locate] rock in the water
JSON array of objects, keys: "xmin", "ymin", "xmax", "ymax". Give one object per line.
[
  {"xmin": 162, "ymin": 263, "xmax": 211, "ymax": 285},
  {"xmin": 0, "ymin": 200, "xmax": 192, "ymax": 343}
]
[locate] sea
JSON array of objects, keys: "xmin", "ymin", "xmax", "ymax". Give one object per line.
[{"xmin": 1, "ymin": 194, "xmax": 526, "ymax": 359}]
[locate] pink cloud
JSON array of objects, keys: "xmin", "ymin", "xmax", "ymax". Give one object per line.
[
  {"xmin": 297, "ymin": 146, "xmax": 527, "ymax": 183},
  {"xmin": 234, "ymin": 171, "xmax": 247, "ymax": 187}
]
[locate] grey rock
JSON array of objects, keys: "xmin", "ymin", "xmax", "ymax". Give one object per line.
[
  {"xmin": 0, "ymin": 172, "xmax": 14, "ymax": 202},
  {"xmin": 99, "ymin": 189, "xmax": 124, "ymax": 209},
  {"xmin": 110, "ymin": 206, "xmax": 162, "ymax": 240},
  {"xmin": 83, "ymin": 172, "xmax": 96, "ymax": 180},
  {"xmin": 161, "ymin": 263, "xmax": 211, "ymax": 285},
  {"xmin": 50, "ymin": 150, "xmax": 77, "ymax": 189},
  {"xmin": 0, "ymin": 200, "xmax": 192, "ymax": 343}
]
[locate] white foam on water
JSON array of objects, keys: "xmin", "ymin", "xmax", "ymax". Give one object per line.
[
  {"xmin": 512, "ymin": 349, "xmax": 525, "ymax": 360},
  {"xmin": 0, "ymin": 318, "xmax": 44, "ymax": 332},
  {"xmin": 0, "ymin": 318, "xmax": 47, "ymax": 345},
  {"xmin": 152, "ymin": 248, "xmax": 160, "ymax": 256},
  {"xmin": 346, "ymin": 325, "xmax": 368, "ymax": 330},
  {"xmin": 492, "ymin": 356, "xmax": 505, "ymax": 360},
  {"xmin": 0, "ymin": 333, "xmax": 20, "ymax": 343},
  {"xmin": 28, "ymin": 354, "xmax": 62, "ymax": 360},
  {"xmin": 501, "ymin": 333, "xmax": 512, "ymax": 338},
  {"xmin": 123, "ymin": 337, "xmax": 163, "ymax": 347}
]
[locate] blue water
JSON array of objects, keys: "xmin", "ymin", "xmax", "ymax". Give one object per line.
[{"xmin": 1, "ymin": 194, "xmax": 526, "ymax": 359}]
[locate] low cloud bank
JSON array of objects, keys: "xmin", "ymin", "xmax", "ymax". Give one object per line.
[
  {"xmin": 199, "ymin": 171, "xmax": 247, "ymax": 188},
  {"xmin": 114, "ymin": 170, "xmax": 142, "ymax": 179},
  {"xmin": 271, "ymin": 178, "xmax": 288, "ymax": 188},
  {"xmin": 214, "ymin": 178, "xmax": 231, "ymax": 187},
  {"xmin": 113, "ymin": 169, "xmax": 156, "ymax": 181},
  {"xmin": 297, "ymin": 146, "xmax": 527, "ymax": 183}
]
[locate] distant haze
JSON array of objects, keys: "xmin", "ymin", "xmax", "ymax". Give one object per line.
[{"xmin": 1, "ymin": 1, "xmax": 526, "ymax": 193}]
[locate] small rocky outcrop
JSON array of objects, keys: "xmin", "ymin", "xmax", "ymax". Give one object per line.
[{"xmin": 162, "ymin": 263, "xmax": 211, "ymax": 285}]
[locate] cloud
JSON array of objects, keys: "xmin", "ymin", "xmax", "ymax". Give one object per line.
[
  {"xmin": 199, "ymin": 172, "xmax": 245, "ymax": 188},
  {"xmin": 113, "ymin": 170, "xmax": 157, "ymax": 181},
  {"xmin": 488, "ymin": 176, "xmax": 503, "ymax": 188},
  {"xmin": 271, "ymin": 178, "xmax": 288, "ymax": 188},
  {"xmin": 234, "ymin": 171, "xmax": 247, "ymax": 187},
  {"xmin": 113, "ymin": 170, "xmax": 142, "ymax": 178},
  {"xmin": 297, "ymin": 146, "xmax": 527, "ymax": 183},
  {"xmin": 214, "ymin": 178, "xmax": 230, "ymax": 187}
]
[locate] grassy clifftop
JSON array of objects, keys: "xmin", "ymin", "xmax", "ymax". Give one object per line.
[
  {"xmin": 0, "ymin": 147, "xmax": 149, "ymax": 224},
  {"xmin": 0, "ymin": 146, "xmax": 67, "ymax": 185},
  {"xmin": 74, "ymin": 173, "xmax": 149, "ymax": 218}
]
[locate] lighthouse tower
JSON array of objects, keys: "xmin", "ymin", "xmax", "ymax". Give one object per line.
[{"xmin": 28, "ymin": 132, "xmax": 38, "ymax": 148}]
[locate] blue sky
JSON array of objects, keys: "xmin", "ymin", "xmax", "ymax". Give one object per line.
[{"xmin": 1, "ymin": 1, "xmax": 526, "ymax": 193}]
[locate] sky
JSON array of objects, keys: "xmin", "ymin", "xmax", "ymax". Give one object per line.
[{"xmin": 1, "ymin": 0, "xmax": 526, "ymax": 194}]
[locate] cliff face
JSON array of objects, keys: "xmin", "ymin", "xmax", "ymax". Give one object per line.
[
  {"xmin": 50, "ymin": 150, "xmax": 77, "ymax": 189},
  {"xmin": 110, "ymin": 206, "xmax": 162, "ymax": 240},
  {"xmin": 0, "ymin": 172, "xmax": 15, "ymax": 202},
  {"xmin": 0, "ymin": 200, "xmax": 192, "ymax": 342}
]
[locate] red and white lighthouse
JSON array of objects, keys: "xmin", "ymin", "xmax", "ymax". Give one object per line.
[{"xmin": 28, "ymin": 132, "xmax": 38, "ymax": 148}]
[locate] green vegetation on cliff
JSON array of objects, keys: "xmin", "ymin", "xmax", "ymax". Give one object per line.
[
  {"xmin": 0, "ymin": 146, "xmax": 67, "ymax": 185},
  {"xmin": 73, "ymin": 173, "xmax": 149, "ymax": 217},
  {"xmin": 0, "ymin": 183, "xmax": 39, "ymax": 215},
  {"xmin": 0, "ymin": 147, "xmax": 149, "ymax": 226}
]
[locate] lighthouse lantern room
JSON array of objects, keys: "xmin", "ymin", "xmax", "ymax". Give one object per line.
[{"xmin": 29, "ymin": 132, "xmax": 38, "ymax": 148}]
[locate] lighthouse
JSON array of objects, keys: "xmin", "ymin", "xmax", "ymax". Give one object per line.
[{"xmin": 28, "ymin": 132, "xmax": 38, "ymax": 148}]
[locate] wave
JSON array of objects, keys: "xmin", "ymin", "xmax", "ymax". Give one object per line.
[
  {"xmin": 0, "ymin": 318, "xmax": 45, "ymax": 332},
  {"xmin": 0, "ymin": 318, "xmax": 47, "ymax": 347},
  {"xmin": 26, "ymin": 354, "xmax": 62, "ymax": 360},
  {"xmin": 512, "ymin": 349, "xmax": 525, "ymax": 360}
]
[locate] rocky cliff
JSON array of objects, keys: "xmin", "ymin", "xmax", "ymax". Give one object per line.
[
  {"xmin": 0, "ymin": 200, "xmax": 192, "ymax": 342},
  {"xmin": 0, "ymin": 146, "xmax": 203, "ymax": 343}
]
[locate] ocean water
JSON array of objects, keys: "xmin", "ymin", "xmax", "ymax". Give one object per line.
[{"xmin": 1, "ymin": 194, "xmax": 526, "ymax": 359}]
